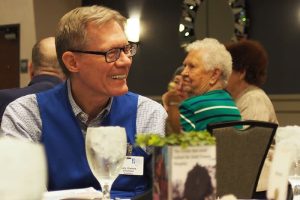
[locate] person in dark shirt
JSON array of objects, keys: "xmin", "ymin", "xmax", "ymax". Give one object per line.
[{"xmin": 0, "ymin": 37, "xmax": 65, "ymax": 123}]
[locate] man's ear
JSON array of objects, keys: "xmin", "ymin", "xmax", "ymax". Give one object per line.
[
  {"xmin": 62, "ymin": 51, "xmax": 79, "ymax": 73},
  {"xmin": 28, "ymin": 61, "xmax": 34, "ymax": 79},
  {"xmin": 209, "ymin": 68, "xmax": 222, "ymax": 85}
]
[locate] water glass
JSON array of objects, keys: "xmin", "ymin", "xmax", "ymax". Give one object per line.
[{"xmin": 289, "ymin": 159, "xmax": 300, "ymax": 200}]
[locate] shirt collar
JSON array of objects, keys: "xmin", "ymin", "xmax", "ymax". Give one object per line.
[{"xmin": 66, "ymin": 79, "xmax": 113, "ymax": 124}]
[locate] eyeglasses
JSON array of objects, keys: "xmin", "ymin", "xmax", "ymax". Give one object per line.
[{"xmin": 68, "ymin": 42, "xmax": 138, "ymax": 63}]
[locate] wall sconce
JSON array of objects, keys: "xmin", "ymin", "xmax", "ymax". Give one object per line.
[{"xmin": 125, "ymin": 17, "xmax": 141, "ymax": 43}]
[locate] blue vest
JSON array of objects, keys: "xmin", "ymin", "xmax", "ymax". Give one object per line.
[{"xmin": 37, "ymin": 83, "xmax": 151, "ymax": 199}]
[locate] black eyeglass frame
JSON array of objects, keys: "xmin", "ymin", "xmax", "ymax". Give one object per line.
[{"xmin": 68, "ymin": 42, "xmax": 138, "ymax": 63}]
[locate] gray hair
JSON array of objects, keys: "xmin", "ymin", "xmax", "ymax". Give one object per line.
[
  {"xmin": 55, "ymin": 5, "xmax": 127, "ymax": 76},
  {"xmin": 32, "ymin": 37, "xmax": 60, "ymax": 71},
  {"xmin": 185, "ymin": 38, "xmax": 232, "ymax": 87}
]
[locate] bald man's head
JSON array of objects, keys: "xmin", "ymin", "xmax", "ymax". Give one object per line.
[{"xmin": 30, "ymin": 37, "xmax": 65, "ymax": 79}]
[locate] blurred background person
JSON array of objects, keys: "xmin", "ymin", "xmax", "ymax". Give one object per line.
[
  {"xmin": 225, "ymin": 39, "xmax": 278, "ymax": 198},
  {"xmin": 0, "ymin": 37, "xmax": 65, "ymax": 123},
  {"xmin": 162, "ymin": 66, "xmax": 191, "ymax": 133},
  {"xmin": 226, "ymin": 39, "xmax": 278, "ymax": 124},
  {"xmin": 179, "ymin": 38, "xmax": 241, "ymax": 132}
]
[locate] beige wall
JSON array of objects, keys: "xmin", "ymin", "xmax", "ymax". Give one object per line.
[
  {"xmin": 33, "ymin": 0, "xmax": 81, "ymax": 40},
  {"xmin": 0, "ymin": 0, "xmax": 80, "ymax": 87},
  {"xmin": 0, "ymin": 0, "xmax": 36, "ymax": 86},
  {"xmin": 270, "ymin": 95, "xmax": 300, "ymax": 126}
]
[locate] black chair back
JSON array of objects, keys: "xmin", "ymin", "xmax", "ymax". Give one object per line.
[{"xmin": 207, "ymin": 120, "xmax": 278, "ymax": 199}]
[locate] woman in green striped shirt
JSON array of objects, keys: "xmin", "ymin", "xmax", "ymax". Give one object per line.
[{"xmin": 179, "ymin": 38, "xmax": 241, "ymax": 132}]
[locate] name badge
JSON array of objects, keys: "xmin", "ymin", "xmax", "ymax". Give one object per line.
[{"xmin": 120, "ymin": 156, "xmax": 144, "ymax": 176}]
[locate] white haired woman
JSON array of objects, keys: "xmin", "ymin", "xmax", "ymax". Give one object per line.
[{"xmin": 179, "ymin": 38, "xmax": 242, "ymax": 132}]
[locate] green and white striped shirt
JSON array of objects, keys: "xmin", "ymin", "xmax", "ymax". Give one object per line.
[{"xmin": 179, "ymin": 90, "xmax": 241, "ymax": 131}]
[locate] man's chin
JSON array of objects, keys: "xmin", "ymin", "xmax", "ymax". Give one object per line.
[{"xmin": 111, "ymin": 88, "xmax": 129, "ymax": 96}]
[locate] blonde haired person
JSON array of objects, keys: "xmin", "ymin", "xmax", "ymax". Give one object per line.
[{"xmin": 0, "ymin": 5, "xmax": 167, "ymax": 199}]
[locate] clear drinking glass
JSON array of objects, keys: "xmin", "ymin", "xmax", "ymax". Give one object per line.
[
  {"xmin": 0, "ymin": 137, "xmax": 47, "ymax": 200},
  {"xmin": 85, "ymin": 126, "xmax": 127, "ymax": 200},
  {"xmin": 289, "ymin": 155, "xmax": 300, "ymax": 200}
]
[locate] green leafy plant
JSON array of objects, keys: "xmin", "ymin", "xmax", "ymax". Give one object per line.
[{"xmin": 135, "ymin": 131, "xmax": 215, "ymax": 148}]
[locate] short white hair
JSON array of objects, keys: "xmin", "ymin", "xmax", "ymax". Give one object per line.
[{"xmin": 185, "ymin": 38, "xmax": 232, "ymax": 86}]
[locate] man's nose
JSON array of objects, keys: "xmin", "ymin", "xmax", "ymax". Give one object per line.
[{"xmin": 115, "ymin": 51, "xmax": 132, "ymax": 66}]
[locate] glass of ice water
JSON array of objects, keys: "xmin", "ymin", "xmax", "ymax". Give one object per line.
[
  {"xmin": 289, "ymin": 156, "xmax": 300, "ymax": 200},
  {"xmin": 85, "ymin": 126, "xmax": 127, "ymax": 200}
]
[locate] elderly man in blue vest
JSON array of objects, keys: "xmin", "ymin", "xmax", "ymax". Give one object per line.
[{"xmin": 0, "ymin": 5, "xmax": 167, "ymax": 199}]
